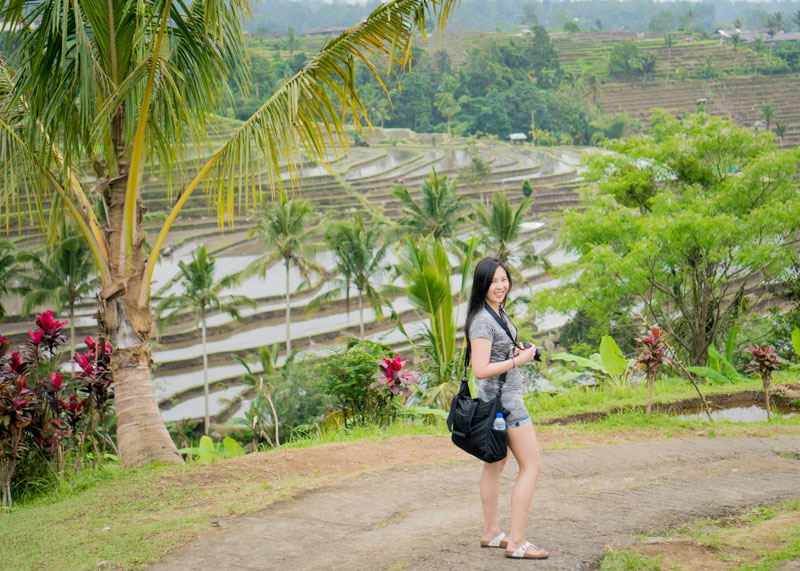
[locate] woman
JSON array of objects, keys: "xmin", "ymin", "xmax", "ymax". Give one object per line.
[{"xmin": 465, "ymin": 256, "xmax": 548, "ymax": 560}]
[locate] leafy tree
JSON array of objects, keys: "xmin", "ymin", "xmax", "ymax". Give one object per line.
[
  {"xmin": 608, "ymin": 41, "xmax": 640, "ymax": 81},
  {"xmin": 392, "ymin": 169, "xmax": 468, "ymax": 242},
  {"xmin": 563, "ymin": 20, "xmax": 580, "ymax": 34},
  {"xmin": 18, "ymin": 231, "xmax": 101, "ymax": 360},
  {"xmin": 157, "ymin": 246, "xmax": 252, "ymax": 434},
  {"xmin": 308, "ymin": 212, "xmax": 388, "ymax": 338},
  {"xmin": 543, "ymin": 111, "xmax": 800, "ymax": 365},
  {"xmin": 522, "ymin": 179, "xmax": 534, "ymax": 198},
  {"xmin": 244, "ymin": 192, "xmax": 323, "ymax": 355},
  {"xmin": 0, "ymin": 0, "xmax": 459, "ymax": 468},
  {"xmin": 793, "ymin": 11, "xmax": 800, "ymax": 31},
  {"xmin": 649, "ymin": 10, "xmax": 676, "ymax": 32},
  {"xmin": 639, "ymin": 52, "xmax": 657, "ymax": 84}
]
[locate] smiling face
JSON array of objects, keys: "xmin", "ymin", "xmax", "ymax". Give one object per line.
[{"xmin": 485, "ymin": 265, "xmax": 510, "ymax": 307}]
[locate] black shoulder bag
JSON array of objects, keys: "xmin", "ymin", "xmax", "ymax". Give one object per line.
[
  {"xmin": 446, "ymin": 355, "xmax": 509, "ymax": 463},
  {"xmin": 446, "ymin": 303, "xmax": 520, "ymax": 463}
]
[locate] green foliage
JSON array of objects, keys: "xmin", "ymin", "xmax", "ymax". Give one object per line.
[
  {"xmin": 687, "ymin": 344, "xmax": 750, "ymax": 384},
  {"xmin": 180, "ymin": 436, "xmax": 245, "ymax": 462},
  {"xmin": 521, "ymin": 179, "xmax": 533, "ymax": 198},
  {"xmin": 542, "ymin": 111, "xmax": 800, "ymax": 366},
  {"xmin": 0, "ymin": 241, "xmax": 22, "ymax": 321},
  {"xmin": 317, "ymin": 341, "xmax": 392, "ymax": 426},
  {"xmin": 601, "ymin": 549, "xmax": 663, "ymax": 570},
  {"xmin": 473, "ymin": 191, "xmax": 533, "ymax": 264},
  {"xmin": 550, "ymin": 335, "xmax": 634, "ymax": 387},
  {"xmin": 608, "ymin": 41, "xmax": 640, "ymax": 80},
  {"xmin": 393, "ymin": 169, "xmax": 468, "ymax": 242}
]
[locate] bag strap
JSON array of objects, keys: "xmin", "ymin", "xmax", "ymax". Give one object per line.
[{"xmin": 483, "ymin": 302, "xmax": 521, "ymax": 349}]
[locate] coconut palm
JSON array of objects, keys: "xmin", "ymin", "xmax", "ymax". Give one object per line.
[
  {"xmin": 762, "ymin": 101, "xmax": 775, "ymax": 130},
  {"xmin": 0, "ymin": 0, "xmax": 458, "ymax": 468},
  {"xmin": 753, "ymin": 37, "xmax": 766, "ymax": 76},
  {"xmin": 393, "ymin": 169, "xmax": 468, "ymax": 242},
  {"xmin": 17, "ymin": 232, "xmax": 101, "ymax": 361},
  {"xmin": 244, "ymin": 193, "xmax": 323, "ymax": 355},
  {"xmin": 157, "ymin": 246, "xmax": 253, "ymax": 435},
  {"xmin": 307, "ymin": 212, "xmax": 388, "ymax": 338},
  {"xmin": 434, "ymin": 75, "xmax": 461, "ymax": 138},
  {"xmin": 663, "ymin": 33, "xmax": 674, "ymax": 80},
  {"xmin": 473, "ymin": 192, "xmax": 533, "ymax": 264}
]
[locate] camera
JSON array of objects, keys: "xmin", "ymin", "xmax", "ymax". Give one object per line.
[{"xmin": 521, "ymin": 343, "xmax": 542, "ymax": 362}]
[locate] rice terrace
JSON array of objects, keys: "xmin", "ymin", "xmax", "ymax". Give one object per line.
[{"xmin": 1, "ymin": 0, "xmax": 800, "ymax": 569}]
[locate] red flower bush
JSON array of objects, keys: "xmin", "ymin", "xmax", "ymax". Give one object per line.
[
  {"xmin": 636, "ymin": 326, "xmax": 670, "ymax": 414},
  {"xmin": 744, "ymin": 344, "xmax": 787, "ymax": 420},
  {"xmin": 370, "ymin": 356, "xmax": 420, "ymax": 398}
]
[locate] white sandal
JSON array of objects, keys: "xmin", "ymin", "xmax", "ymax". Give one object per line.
[
  {"xmin": 505, "ymin": 540, "xmax": 549, "ymax": 559},
  {"xmin": 480, "ymin": 532, "xmax": 509, "ymax": 548}
]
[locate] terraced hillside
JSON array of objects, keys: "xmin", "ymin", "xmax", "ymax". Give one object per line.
[
  {"xmin": 596, "ymin": 75, "xmax": 800, "ymax": 147},
  {"xmin": 0, "ymin": 126, "xmax": 584, "ymax": 427}
]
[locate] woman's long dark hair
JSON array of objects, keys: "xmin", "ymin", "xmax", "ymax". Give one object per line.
[{"xmin": 464, "ymin": 257, "xmax": 512, "ymax": 345}]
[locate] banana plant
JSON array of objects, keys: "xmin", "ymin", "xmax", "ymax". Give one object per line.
[{"xmin": 550, "ymin": 335, "xmax": 635, "ymax": 387}]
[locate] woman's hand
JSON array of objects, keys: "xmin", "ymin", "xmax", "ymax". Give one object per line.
[{"xmin": 517, "ymin": 344, "xmax": 537, "ymax": 365}]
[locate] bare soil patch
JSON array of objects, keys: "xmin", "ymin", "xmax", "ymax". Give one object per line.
[{"xmin": 149, "ymin": 434, "xmax": 800, "ymax": 570}]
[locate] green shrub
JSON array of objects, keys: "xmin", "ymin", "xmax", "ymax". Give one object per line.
[
  {"xmin": 522, "ymin": 179, "xmax": 533, "ymax": 197},
  {"xmin": 317, "ymin": 340, "xmax": 392, "ymax": 426}
]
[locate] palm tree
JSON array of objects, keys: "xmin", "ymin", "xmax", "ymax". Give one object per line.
[
  {"xmin": 793, "ymin": 11, "xmax": 800, "ymax": 31},
  {"xmin": 392, "ymin": 169, "xmax": 468, "ymax": 242},
  {"xmin": 308, "ymin": 212, "xmax": 388, "ymax": 338},
  {"xmin": 434, "ymin": 75, "xmax": 461, "ymax": 138},
  {"xmin": 157, "ymin": 246, "xmax": 252, "ymax": 435},
  {"xmin": 0, "ymin": 241, "xmax": 21, "ymax": 322},
  {"xmin": 731, "ymin": 32, "xmax": 741, "ymax": 53},
  {"xmin": 0, "ymin": 0, "xmax": 458, "ymax": 468},
  {"xmin": 17, "ymin": 232, "xmax": 101, "ymax": 362},
  {"xmin": 762, "ymin": 101, "xmax": 774, "ymax": 130},
  {"xmin": 733, "ymin": 17, "xmax": 743, "ymax": 30},
  {"xmin": 473, "ymin": 192, "xmax": 533, "ymax": 264},
  {"xmin": 753, "ymin": 37, "xmax": 766, "ymax": 75},
  {"xmin": 244, "ymin": 193, "xmax": 322, "ymax": 355},
  {"xmin": 775, "ymin": 120, "xmax": 788, "ymax": 145},
  {"xmin": 663, "ymin": 33, "xmax": 674, "ymax": 80}
]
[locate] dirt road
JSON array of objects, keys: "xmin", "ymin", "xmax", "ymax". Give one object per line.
[{"xmin": 151, "ymin": 437, "xmax": 800, "ymax": 570}]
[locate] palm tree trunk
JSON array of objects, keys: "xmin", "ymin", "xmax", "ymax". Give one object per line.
[
  {"xmin": 100, "ymin": 159, "xmax": 182, "ymax": 469},
  {"xmin": 69, "ymin": 300, "xmax": 76, "ymax": 373},
  {"xmin": 202, "ymin": 314, "xmax": 210, "ymax": 435},
  {"xmin": 285, "ymin": 258, "xmax": 291, "ymax": 354},
  {"xmin": 359, "ymin": 294, "xmax": 364, "ymax": 338}
]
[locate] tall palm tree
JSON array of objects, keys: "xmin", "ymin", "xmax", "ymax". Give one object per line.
[
  {"xmin": 244, "ymin": 192, "xmax": 322, "ymax": 355},
  {"xmin": 0, "ymin": 241, "xmax": 21, "ymax": 322},
  {"xmin": 663, "ymin": 33, "xmax": 674, "ymax": 80},
  {"xmin": 308, "ymin": 212, "xmax": 388, "ymax": 338},
  {"xmin": 473, "ymin": 192, "xmax": 533, "ymax": 264},
  {"xmin": 762, "ymin": 101, "xmax": 775, "ymax": 130},
  {"xmin": 0, "ymin": 0, "xmax": 459, "ymax": 468},
  {"xmin": 157, "ymin": 246, "xmax": 252, "ymax": 435},
  {"xmin": 17, "ymin": 232, "xmax": 101, "ymax": 361},
  {"xmin": 434, "ymin": 75, "xmax": 461, "ymax": 138},
  {"xmin": 392, "ymin": 169, "xmax": 468, "ymax": 242},
  {"xmin": 753, "ymin": 37, "xmax": 766, "ymax": 76}
]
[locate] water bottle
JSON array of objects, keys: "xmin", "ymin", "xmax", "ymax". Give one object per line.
[{"xmin": 492, "ymin": 412, "xmax": 506, "ymax": 431}]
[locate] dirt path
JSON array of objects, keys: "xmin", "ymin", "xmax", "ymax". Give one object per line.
[{"xmin": 151, "ymin": 437, "xmax": 800, "ymax": 570}]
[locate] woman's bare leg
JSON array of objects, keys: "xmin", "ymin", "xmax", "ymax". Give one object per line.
[
  {"xmin": 479, "ymin": 456, "xmax": 507, "ymax": 542},
  {"xmin": 505, "ymin": 422, "xmax": 548, "ymax": 557}
]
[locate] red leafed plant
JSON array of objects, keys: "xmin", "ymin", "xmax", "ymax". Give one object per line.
[
  {"xmin": 636, "ymin": 326, "xmax": 670, "ymax": 414},
  {"xmin": 370, "ymin": 356, "xmax": 420, "ymax": 431},
  {"xmin": 0, "ymin": 313, "xmax": 114, "ymax": 507},
  {"xmin": 744, "ymin": 344, "xmax": 787, "ymax": 420}
]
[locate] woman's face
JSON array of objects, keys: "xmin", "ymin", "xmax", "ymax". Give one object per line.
[{"xmin": 485, "ymin": 266, "xmax": 509, "ymax": 306}]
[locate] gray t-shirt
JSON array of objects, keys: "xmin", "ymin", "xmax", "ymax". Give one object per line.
[{"xmin": 467, "ymin": 306, "xmax": 523, "ymax": 392}]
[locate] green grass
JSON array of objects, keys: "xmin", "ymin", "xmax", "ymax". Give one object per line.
[
  {"xmin": 603, "ymin": 498, "xmax": 800, "ymax": 570},
  {"xmin": 283, "ymin": 419, "xmax": 447, "ymax": 450},
  {"xmin": 526, "ymin": 372, "xmax": 799, "ymax": 423}
]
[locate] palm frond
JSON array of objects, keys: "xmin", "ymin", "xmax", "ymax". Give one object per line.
[{"xmin": 143, "ymin": 0, "xmax": 460, "ymax": 303}]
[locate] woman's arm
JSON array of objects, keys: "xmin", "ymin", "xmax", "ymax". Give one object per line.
[{"xmin": 470, "ymin": 337, "xmax": 537, "ymax": 379}]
